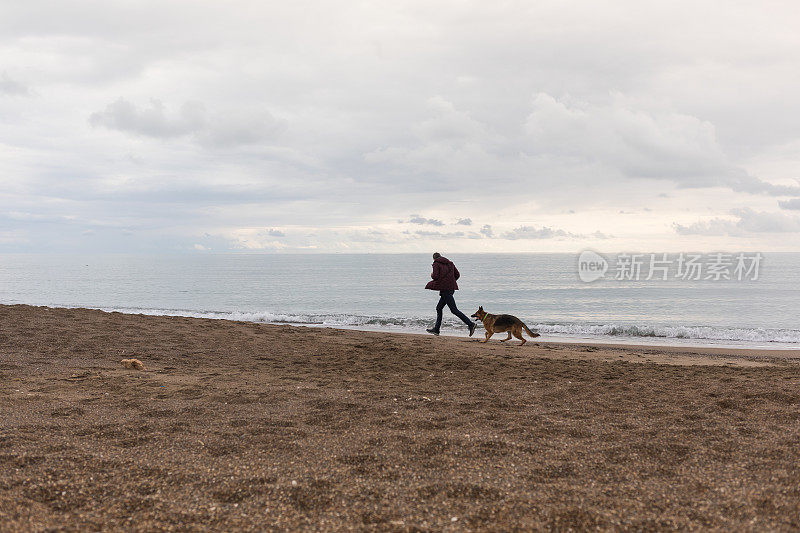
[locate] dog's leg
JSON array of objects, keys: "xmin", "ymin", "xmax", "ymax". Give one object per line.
[
  {"xmin": 513, "ymin": 328, "xmax": 526, "ymax": 346},
  {"xmin": 483, "ymin": 330, "xmax": 493, "ymax": 343},
  {"xmin": 500, "ymin": 332, "xmax": 512, "ymax": 342}
]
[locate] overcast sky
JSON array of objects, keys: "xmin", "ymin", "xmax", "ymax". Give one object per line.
[{"xmin": 2, "ymin": 0, "xmax": 800, "ymax": 253}]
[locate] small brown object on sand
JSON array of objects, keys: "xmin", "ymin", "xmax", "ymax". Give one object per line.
[{"xmin": 121, "ymin": 358, "xmax": 146, "ymax": 371}]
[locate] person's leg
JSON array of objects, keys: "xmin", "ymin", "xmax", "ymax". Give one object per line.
[
  {"xmin": 444, "ymin": 291, "xmax": 473, "ymax": 327},
  {"xmin": 433, "ymin": 292, "xmax": 447, "ymax": 332}
]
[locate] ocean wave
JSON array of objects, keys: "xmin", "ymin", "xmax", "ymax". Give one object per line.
[
  {"xmin": 94, "ymin": 306, "xmax": 448, "ymax": 330},
  {"xmin": 29, "ymin": 304, "xmax": 800, "ymax": 344},
  {"xmin": 531, "ymin": 323, "xmax": 800, "ymax": 344}
]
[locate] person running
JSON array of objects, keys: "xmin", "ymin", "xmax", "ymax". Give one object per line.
[{"xmin": 425, "ymin": 252, "xmax": 477, "ymax": 336}]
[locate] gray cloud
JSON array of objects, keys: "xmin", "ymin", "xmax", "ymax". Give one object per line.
[
  {"xmin": 407, "ymin": 215, "xmax": 444, "ymax": 226},
  {"xmin": 732, "ymin": 208, "xmax": 800, "ymax": 233},
  {"xmin": 267, "ymin": 228, "xmax": 285, "ymax": 237},
  {"xmin": 364, "ymin": 91, "xmax": 800, "ymax": 200},
  {"xmin": 414, "ymin": 230, "xmax": 465, "ymax": 238},
  {"xmin": 479, "ymin": 225, "xmax": 493, "ymax": 238},
  {"xmin": 502, "ymin": 226, "xmax": 582, "ymax": 240},
  {"xmin": 89, "ymin": 98, "xmax": 285, "ymax": 148},
  {"xmin": 674, "ymin": 208, "xmax": 800, "ymax": 236},
  {"xmin": 778, "ymin": 198, "xmax": 800, "ymax": 210},
  {"xmin": 456, "ymin": 218, "xmax": 472, "ymax": 226},
  {"xmin": 0, "ymin": 72, "xmax": 30, "ymax": 96},
  {"xmin": 89, "ymin": 98, "xmax": 204, "ymax": 137},
  {"xmin": 496, "ymin": 226, "xmax": 611, "ymax": 240},
  {"xmin": 674, "ymin": 219, "xmax": 738, "ymax": 236},
  {"xmin": 523, "ymin": 93, "xmax": 799, "ymax": 197}
]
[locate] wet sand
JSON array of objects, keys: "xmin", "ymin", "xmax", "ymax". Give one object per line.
[{"xmin": 1, "ymin": 304, "xmax": 799, "ymax": 531}]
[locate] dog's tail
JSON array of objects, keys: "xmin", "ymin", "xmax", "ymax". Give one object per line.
[{"xmin": 522, "ymin": 322, "xmax": 540, "ymax": 338}]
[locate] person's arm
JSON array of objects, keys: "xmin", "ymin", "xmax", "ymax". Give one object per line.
[
  {"xmin": 453, "ymin": 265, "xmax": 460, "ymax": 280},
  {"xmin": 431, "ymin": 263, "xmax": 440, "ymax": 280}
]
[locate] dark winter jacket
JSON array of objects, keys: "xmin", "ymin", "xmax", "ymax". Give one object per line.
[{"xmin": 425, "ymin": 256, "xmax": 460, "ymax": 291}]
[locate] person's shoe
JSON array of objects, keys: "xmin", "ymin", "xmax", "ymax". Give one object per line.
[
  {"xmin": 426, "ymin": 328, "xmax": 440, "ymax": 336},
  {"xmin": 468, "ymin": 322, "xmax": 477, "ymax": 337}
]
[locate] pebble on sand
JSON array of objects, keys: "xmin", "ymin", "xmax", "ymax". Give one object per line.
[{"xmin": 121, "ymin": 358, "xmax": 146, "ymax": 371}]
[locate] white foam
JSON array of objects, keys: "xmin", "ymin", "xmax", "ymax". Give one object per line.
[{"xmin": 532, "ymin": 323, "xmax": 800, "ymax": 344}]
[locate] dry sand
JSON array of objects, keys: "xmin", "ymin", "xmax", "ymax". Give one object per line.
[{"xmin": 1, "ymin": 304, "xmax": 799, "ymax": 531}]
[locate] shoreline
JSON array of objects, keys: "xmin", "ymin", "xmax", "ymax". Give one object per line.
[
  {"xmin": 5, "ymin": 302, "xmax": 800, "ymax": 355},
  {"xmin": 5, "ymin": 303, "xmax": 800, "ymax": 361},
  {"xmin": 319, "ymin": 323, "xmax": 800, "ymax": 355}
]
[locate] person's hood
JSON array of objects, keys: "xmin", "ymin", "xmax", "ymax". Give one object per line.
[{"xmin": 433, "ymin": 256, "xmax": 452, "ymax": 265}]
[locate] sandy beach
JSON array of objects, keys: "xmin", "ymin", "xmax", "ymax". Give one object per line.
[{"xmin": 1, "ymin": 304, "xmax": 799, "ymax": 531}]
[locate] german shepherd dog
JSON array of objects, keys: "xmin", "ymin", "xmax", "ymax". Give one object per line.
[{"xmin": 471, "ymin": 306, "xmax": 540, "ymax": 345}]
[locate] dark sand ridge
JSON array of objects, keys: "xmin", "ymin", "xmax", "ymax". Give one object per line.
[{"xmin": 1, "ymin": 304, "xmax": 799, "ymax": 530}]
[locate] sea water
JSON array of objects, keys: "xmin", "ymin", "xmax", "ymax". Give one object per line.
[{"xmin": 1, "ymin": 253, "xmax": 799, "ymax": 349}]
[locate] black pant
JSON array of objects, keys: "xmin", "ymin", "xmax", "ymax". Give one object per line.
[{"xmin": 434, "ymin": 290, "xmax": 472, "ymax": 332}]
